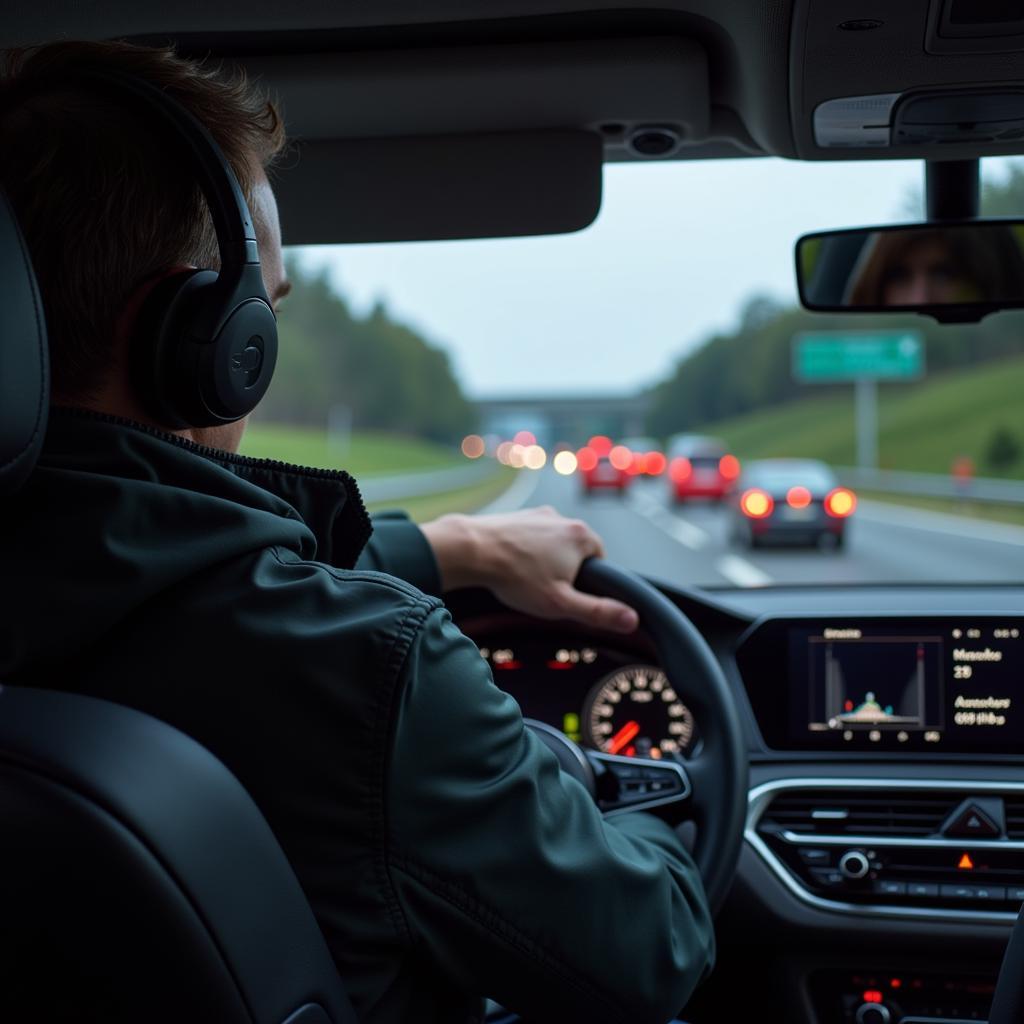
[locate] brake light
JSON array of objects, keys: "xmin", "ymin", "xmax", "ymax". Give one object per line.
[
  {"xmin": 825, "ymin": 487, "xmax": 857, "ymax": 518},
  {"xmin": 645, "ymin": 451, "xmax": 667, "ymax": 476},
  {"xmin": 588, "ymin": 435, "xmax": 613, "ymax": 457},
  {"xmin": 740, "ymin": 489, "xmax": 774, "ymax": 519},
  {"xmin": 719, "ymin": 454, "xmax": 740, "ymax": 480},
  {"xmin": 576, "ymin": 446, "xmax": 598, "ymax": 472},
  {"xmin": 609, "ymin": 445, "xmax": 633, "ymax": 471},
  {"xmin": 786, "ymin": 486, "xmax": 812, "ymax": 509},
  {"xmin": 669, "ymin": 457, "xmax": 692, "ymax": 482}
]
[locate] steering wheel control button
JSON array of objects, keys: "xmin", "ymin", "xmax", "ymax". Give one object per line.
[
  {"xmin": 839, "ymin": 850, "xmax": 871, "ymax": 880},
  {"xmin": 590, "ymin": 752, "xmax": 691, "ymax": 816}
]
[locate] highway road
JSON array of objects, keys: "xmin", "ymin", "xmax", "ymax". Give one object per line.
[{"xmin": 485, "ymin": 469, "xmax": 1024, "ymax": 589}]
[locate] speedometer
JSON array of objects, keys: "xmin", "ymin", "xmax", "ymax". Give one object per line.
[{"xmin": 583, "ymin": 665, "xmax": 695, "ymax": 758}]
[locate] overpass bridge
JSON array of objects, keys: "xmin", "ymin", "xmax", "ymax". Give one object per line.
[{"xmin": 474, "ymin": 392, "xmax": 652, "ymax": 446}]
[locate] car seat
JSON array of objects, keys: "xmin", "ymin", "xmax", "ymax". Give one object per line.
[{"xmin": 0, "ymin": 187, "xmax": 358, "ymax": 1023}]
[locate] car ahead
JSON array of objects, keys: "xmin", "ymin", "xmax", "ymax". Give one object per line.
[
  {"xmin": 576, "ymin": 436, "xmax": 632, "ymax": 495},
  {"xmin": 730, "ymin": 458, "xmax": 856, "ymax": 549},
  {"xmin": 666, "ymin": 434, "xmax": 740, "ymax": 503},
  {"xmin": 618, "ymin": 436, "xmax": 667, "ymax": 477}
]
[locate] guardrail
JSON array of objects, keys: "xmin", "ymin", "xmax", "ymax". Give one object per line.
[
  {"xmin": 358, "ymin": 461, "xmax": 499, "ymax": 503},
  {"xmin": 837, "ymin": 466, "xmax": 1024, "ymax": 505}
]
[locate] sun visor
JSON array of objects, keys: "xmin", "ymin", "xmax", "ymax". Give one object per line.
[
  {"xmin": 251, "ymin": 37, "xmax": 709, "ymax": 242},
  {"xmin": 275, "ymin": 130, "xmax": 602, "ymax": 243}
]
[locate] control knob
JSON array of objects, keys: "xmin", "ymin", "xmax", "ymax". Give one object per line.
[
  {"xmin": 839, "ymin": 849, "xmax": 870, "ymax": 880},
  {"xmin": 855, "ymin": 1002, "xmax": 891, "ymax": 1024}
]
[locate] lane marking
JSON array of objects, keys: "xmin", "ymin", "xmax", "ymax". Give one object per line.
[
  {"xmin": 715, "ymin": 554, "xmax": 773, "ymax": 588},
  {"xmin": 626, "ymin": 490, "xmax": 709, "ymax": 550},
  {"xmin": 477, "ymin": 467, "xmax": 542, "ymax": 514},
  {"xmin": 858, "ymin": 498, "xmax": 1024, "ymax": 548}
]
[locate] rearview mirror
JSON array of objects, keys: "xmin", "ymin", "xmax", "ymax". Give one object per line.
[{"xmin": 795, "ymin": 221, "xmax": 1024, "ymax": 323}]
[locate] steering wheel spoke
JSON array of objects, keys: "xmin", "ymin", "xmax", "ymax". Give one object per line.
[{"xmin": 586, "ymin": 750, "xmax": 691, "ymax": 818}]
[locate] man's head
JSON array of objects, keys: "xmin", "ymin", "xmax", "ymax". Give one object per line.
[{"xmin": 0, "ymin": 41, "xmax": 289, "ymax": 450}]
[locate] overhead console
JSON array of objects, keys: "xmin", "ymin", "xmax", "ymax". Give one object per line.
[{"xmin": 738, "ymin": 617, "xmax": 1024, "ymax": 755}]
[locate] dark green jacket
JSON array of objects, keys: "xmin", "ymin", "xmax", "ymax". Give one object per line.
[{"xmin": 1, "ymin": 410, "xmax": 714, "ymax": 1024}]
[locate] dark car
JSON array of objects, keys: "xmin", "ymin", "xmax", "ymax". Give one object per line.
[{"xmin": 730, "ymin": 458, "xmax": 856, "ymax": 549}]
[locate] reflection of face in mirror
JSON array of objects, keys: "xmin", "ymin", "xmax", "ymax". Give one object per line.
[
  {"xmin": 845, "ymin": 225, "xmax": 1024, "ymax": 308},
  {"xmin": 878, "ymin": 237, "xmax": 975, "ymax": 306}
]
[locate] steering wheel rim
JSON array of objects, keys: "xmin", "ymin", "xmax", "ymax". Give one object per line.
[{"xmin": 570, "ymin": 558, "xmax": 747, "ymax": 913}]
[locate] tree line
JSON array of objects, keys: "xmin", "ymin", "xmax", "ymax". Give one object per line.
[
  {"xmin": 258, "ymin": 257, "xmax": 476, "ymax": 443},
  {"xmin": 646, "ymin": 163, "xmax": 1024, "ymax": 439}
]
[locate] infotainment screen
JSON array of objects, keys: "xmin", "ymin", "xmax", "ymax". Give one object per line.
[{"xmin": 737, "ymin": 618, "xmax": 1024, "ymax": 753}]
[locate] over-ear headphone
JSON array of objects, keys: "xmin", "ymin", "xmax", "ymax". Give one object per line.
[{"xmin": 77, "ymin": 70, "xmax": 278, "ymax": 429}]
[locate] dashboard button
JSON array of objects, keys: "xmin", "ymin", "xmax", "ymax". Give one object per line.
[
  {"xmin": 1008, "ymin": 887, "xmax": 1024, "ymax": 902},
  {"xmin": 908, "ymin": 882, "xmax": 939, "ymax": 898},
  {"xmin": 874, "ymin": 880, "xmax": 907, "ymax": 896},
  {"xmin": 810, "ymin": 867, "xmax": 844, "ymax": 888},
  {"xmin": 973, "ymin": 885, "xmax": 1006, "ymax": 901},
  {"xmin": 940, "ymin": 884, "xmax": 978, "ymax": 900},
  {"xmin": 798, "ymin": 848, "xmax": 831, "ymax": 865}
]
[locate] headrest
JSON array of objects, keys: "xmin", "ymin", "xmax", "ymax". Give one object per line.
[{"xmin": 0, "ymin": 189, "xmax": 48, "ymax": 496}]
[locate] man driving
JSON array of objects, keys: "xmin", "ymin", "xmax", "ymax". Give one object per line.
[{"xmin": 0, "ymin": 40, "xmax": 714, "ymax": 1024}]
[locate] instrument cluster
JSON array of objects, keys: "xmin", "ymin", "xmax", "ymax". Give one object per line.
[{"xmin": 479, "ymin": 633, "xmax": 696, "ymax": 759}]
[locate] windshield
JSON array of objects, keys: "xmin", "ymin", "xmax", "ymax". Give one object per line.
[{"xmin": 248, "ymin": 156, "xmax": 1024, "ymax": 589}]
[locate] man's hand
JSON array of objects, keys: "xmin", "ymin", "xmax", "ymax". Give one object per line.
[{"xmin": 420, "ymin": 507, "xmax": 639, "ymax": 634}]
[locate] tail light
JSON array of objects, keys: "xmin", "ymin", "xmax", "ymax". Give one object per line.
[
  {"xmin": 786, "ymin": 485, "xmax": 812, "ymax": 509},
  {"xmin": 645, "ymin": 451, "xmax": 667, "ymax": 476},
  {"xmin": 740, "ymin": 488, "xmax": 774, "ymax": 519},
  {"xmin": 609, "ymin": 445, "xmax": 633, "ymax": 471},
  {"xmin": 576, "ymin": 446, "xmax": 598, "ymax": 472},
  {"xmin": 719, "ymin": 454, "xmax": 741, "ymax": 480},
  {"xmin": 825, "ymin": 487, "xmax": 857, "ymax": 518},
  {"xmin": 670, "ymin": 457, "xmax": 692, "ymax": 482}
]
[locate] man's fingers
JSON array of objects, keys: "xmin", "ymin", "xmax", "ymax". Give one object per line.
[{"xmin": 552, "ymin": 581, "xmax": 638, "ymax": 634}]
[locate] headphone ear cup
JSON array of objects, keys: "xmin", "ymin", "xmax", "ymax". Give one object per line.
[{"xmin": 130, "ymin": 269, "xmax": 277, "ymax": 430}]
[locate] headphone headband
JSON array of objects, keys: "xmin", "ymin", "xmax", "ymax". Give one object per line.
[{"xmin": 69, "ymin": 69, "xmax": 269, "ymax": 342}]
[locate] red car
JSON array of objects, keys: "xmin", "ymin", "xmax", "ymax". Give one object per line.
[
  {"xmin": 577, "ymin": 437, "xmax": 632, "ymax": 495},
  {"xmin": 666, "ymin": 434, "xmax": 740, "ymax": 502}
]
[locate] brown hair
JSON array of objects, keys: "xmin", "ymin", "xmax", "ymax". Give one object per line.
[
  {"xmin": 0, "ymin": 41, "xmax": 286, "ymax": 400},
  {"xmin": 848, "ymin": 225, "xmax": 1024, "ymax": 307}
]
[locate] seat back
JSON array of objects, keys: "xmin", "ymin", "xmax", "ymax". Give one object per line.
[
  {"xmin": 0, "ymin": 684, "xmax": 357, "ymax": 1023},
  {"xmin": 0, "ymin": 185, "xmax": 356, "ymax": 1022}
]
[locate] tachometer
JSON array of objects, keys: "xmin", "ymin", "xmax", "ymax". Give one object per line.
[{"xmin": 583, "ymin": 665, "xmax": 695, "ymax": 758}]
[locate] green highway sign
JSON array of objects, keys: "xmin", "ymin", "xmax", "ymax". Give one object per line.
[{"xmin": 793, "ymin": 331, "xmax": 925, "ymax": 382}]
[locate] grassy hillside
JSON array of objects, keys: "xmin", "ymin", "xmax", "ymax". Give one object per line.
[
  {"xmin": 701, "ymin": 354, "xmax": 1024, "ymax": 477},
  {"xmin": 240, "ymin": 422, "xmax": 463, "ymax": 476}
]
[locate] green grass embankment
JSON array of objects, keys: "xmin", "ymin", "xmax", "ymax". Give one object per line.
[
  {"xmin": 702, "ymin": 353, "xmax": 1024, "ymax": 477},
  {"xmin": 240, "ymin": 422, "xmax": 464, "ymax": 476}
]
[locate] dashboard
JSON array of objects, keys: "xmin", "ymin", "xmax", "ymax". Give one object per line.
[{"xmin": 447, "ymin": 583, "xmax": 1024, "ymax": 1024}]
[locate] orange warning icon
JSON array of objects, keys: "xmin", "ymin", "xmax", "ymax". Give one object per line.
[{"xmin": 958, "ymin": 853, "xmax": 975, "ymax": 870}]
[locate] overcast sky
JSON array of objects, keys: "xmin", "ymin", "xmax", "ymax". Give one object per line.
[{"xmin": 292, "ymin": 156, "xmax": 1018, "ymax": 399}]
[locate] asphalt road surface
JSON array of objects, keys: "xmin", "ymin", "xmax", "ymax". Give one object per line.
[{"xmin": 489, "ymin": 469, "xmax": 1024, "ymax": 589}]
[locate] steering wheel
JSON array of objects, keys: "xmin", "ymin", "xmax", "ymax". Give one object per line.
[{"xmin": 524, "ymin": 558, "xmax": 747, "ymax": 913}]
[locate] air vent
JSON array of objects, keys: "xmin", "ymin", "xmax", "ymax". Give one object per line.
[
  {"xmin": 761, "ymin": 789, "xmax": 960, "ymax": 837},
  {"xmin": 1003, "ymin": 797, "xmax": 1024, "ymax": 839}
]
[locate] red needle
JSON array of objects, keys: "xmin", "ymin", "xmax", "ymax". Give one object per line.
[{"xmin": 608, "ymin": 720, "xmax": 641, "ymax": 755}]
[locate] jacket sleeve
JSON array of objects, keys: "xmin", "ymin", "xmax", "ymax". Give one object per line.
[
  {"xmin": 385, "ymin": 607, "xmax": 715, "ymax": 1024},
  {"xmin": 354, "ymin": 510, "xmax": 441, "ymax": 596}
]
